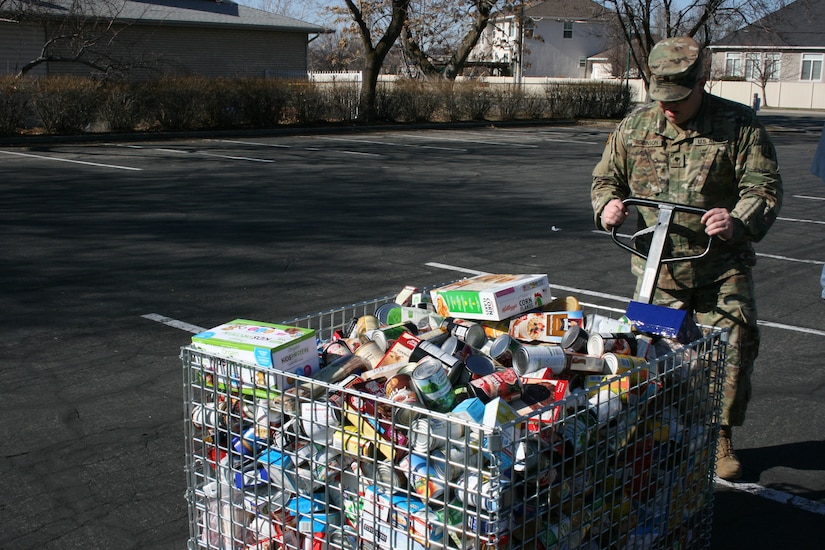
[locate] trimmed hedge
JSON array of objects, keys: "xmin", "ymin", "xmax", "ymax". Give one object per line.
[{"xmin": 0, "ymin": 76, "xmax": 634, "ymax": 136}]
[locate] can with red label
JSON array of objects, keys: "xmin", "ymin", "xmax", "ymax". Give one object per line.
[{"xmin": 469, "ymin": 367, "xmax": 523, "ymax": 403}]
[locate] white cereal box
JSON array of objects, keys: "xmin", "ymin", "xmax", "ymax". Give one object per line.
[
  {"xmin": 430, "ymin": 274, "xmax": 551, "ymax": 321},
  {"xmin": 191, "ymin": 319, "xmax": 319, "ymax": 390}
]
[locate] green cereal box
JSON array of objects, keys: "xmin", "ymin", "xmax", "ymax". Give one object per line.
[{"xmin": 430, "ymin": 274, "xmax": 551, "ymax": 321}]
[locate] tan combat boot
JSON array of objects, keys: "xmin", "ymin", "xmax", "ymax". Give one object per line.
[{"xmin": 716, "ymin": 425, "xmax": 742, "ymax": 481}]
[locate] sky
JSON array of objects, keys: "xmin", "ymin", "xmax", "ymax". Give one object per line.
[{"xmin": 236, "ymin": 0, "xmax": 335, "ymax": 26}]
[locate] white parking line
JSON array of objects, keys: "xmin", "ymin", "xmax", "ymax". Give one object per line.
[
  {"xmin": 317, "ymin": 136, "xmax": 466, "ymax": 152},
  {"xmin": 715, "ymin": 478, "xmax": 825, "ymax": 516},
  {"xmin": 398, "ymin": 132, "xmax": 540, "ymax": 148},
  {"xmin": 777, "ymin": 216, "xmax": 825, "ymax": 225},
  {"xmin": 217, "ymin": 139, "xmax": 291, "ymax": 148},
  {"xmin": 198, "ymin": 151, "xmax": 275, "ymax": 163},
  {"xmin": 141, "ymin": 313, "xmax": 205, "ymax": 334},
  {"xmin": 0, "ymin": 149, "xmax": 142, "ymax": 171}
]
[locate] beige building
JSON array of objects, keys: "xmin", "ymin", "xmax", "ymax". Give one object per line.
[
  {"xmin": 0, "ymin": 0, "xmax": 326, "ymax": 79},
  {"xmin": 706, "ymin": 0, "xmax": 825, "ymax": 109}
]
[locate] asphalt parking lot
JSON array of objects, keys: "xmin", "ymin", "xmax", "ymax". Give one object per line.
[{"xmin": 1, "ymin": 110, "xmax": 824, "ymax": 549}]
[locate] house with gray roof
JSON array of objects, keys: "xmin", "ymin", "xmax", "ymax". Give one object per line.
[
  {"xmin": 706, "ymin": 0, "xmax": 825, "ymax": 108},
  {"xmin": 0, "ymin": 0, "xmax": 327, "ymax": 78}
]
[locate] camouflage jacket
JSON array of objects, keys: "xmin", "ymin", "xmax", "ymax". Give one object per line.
[{"xmin": 591, "ymin": 93, "xmax": 783, "ymax": 289}]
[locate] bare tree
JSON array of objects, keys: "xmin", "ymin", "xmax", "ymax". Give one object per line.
[
  {"xmin": 602, "ymin": 0, "xmax": 784, "ymax": 87},
  {"xmin": 400, "ymin": 0, "xmax": 505, "ymax": 80},
  {"xmin": 3, "ymin": 0, "xmax": 149, "ymax": 78},
  {"xmin": 330, "ymin": 0, "xmax": 411, "ymax": 122}
]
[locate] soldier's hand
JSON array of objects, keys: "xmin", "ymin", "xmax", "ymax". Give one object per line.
[
  {"xmin": 701, "ymin": 208, "xmax": 734, "ymax": 240},
  {"xmin": 601, "ymin": 198, "xmax": 629, "ymax": 230}
]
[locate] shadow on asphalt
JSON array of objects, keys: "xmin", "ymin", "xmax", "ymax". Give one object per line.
[{"xmin": 712, "ymin": 488, "xmax": 822, "ymax": 549}]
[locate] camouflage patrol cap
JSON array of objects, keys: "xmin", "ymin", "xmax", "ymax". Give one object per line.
[{"xmin": 648, "ymin": 37, "xmax": 704, "ymax": 102}]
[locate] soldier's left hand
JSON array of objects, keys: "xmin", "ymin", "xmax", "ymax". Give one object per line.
[{"xmin": 701, "ymin": 208, "xmax": 734, "ymax": 240}]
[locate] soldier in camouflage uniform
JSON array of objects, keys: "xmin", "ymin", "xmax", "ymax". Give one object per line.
[{"xmin": 591, "ymin": 37, "xmax": 783, "ymax": 481}]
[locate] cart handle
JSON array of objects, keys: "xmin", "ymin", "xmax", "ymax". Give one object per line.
[{"xmin": 610, "ymin": 197, "xmax": 713, "ymax": 264}]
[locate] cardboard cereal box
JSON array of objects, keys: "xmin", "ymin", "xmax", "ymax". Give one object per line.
[
  {"xmin": 191, "ymin": 319, "xmax": 319, "ymax": 390},
  {"xmin": 429, "ymin": 274, "xmax": 551, "ymax": 321}
]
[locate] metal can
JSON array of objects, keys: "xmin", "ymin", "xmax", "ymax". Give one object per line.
[
  {"xmin": 441, "ymin": 317, "xmax": 488, "ymax": 349},
  {"xmin": 365, "ymin": 321, "xmax": 419, "ymax": 352},
  {"xmin": 411, "ymin": 358, "xmax": 456, "ymax": 412},
  {"xmin": 404, "ymin": 452, "xmax": 448, "ymax": 501},
  {"xmin": 487, "ymin": 334, "xmax": 522, "ymax": 368},
  {"xmin": 469, "ymin": 367, "xmax": 523, "ymax": 403},
  {"xmin": 385, "ymin": 372, "xmax": 421, "ymax": 426},
  {"xmin": 456, "ymin": 472, "xmax": 511, "ymax": 513},
  {"xmin": 587, "ymin": 332, "xmax": 638, "ymax": 357},
  {"xmin": 409, "ymin": 416, "xmax": 462, "ymax": 453},
  {"xmin": 326, "ymin": 525, "xmax": 359, "ymax": 550},
  {"xmin": 464, "ymin": 354, "xmax": 496, "ymax": 379},
  {"xmin": 560, "ymin": 325, "xmax": 589, "ymax": 353},
  {"xmin": 354, "ymin": 314, "xmax": 380, "ymax": 342},
  {"xmin": 410, "ymin": 338, "xmax": 463, "ymax": 371},
  {"xmin": 513, "ymin": 344, "xmax": 566, "ymax": 376},
  {"xmin": 603, "ymin": 352, "xmax": 648, "ymax": 374},
  {"xmin": 354, "ymin": 340, "xmax": 384, "ymax": 368}
]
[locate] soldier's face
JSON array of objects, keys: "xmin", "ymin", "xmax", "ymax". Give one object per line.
[{"xmin": 658, "ymin": 79, "xmax": 705, "ymax": 127}]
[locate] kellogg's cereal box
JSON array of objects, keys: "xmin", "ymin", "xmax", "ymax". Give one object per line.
[{"xmin": 429, "ymin": 274, "xmax": 551, "ymax": 321}]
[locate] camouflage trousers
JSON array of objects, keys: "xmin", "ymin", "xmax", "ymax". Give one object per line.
[{"xmin": 635, "ymin": 272, "xmax": 759, "ymax": 427}]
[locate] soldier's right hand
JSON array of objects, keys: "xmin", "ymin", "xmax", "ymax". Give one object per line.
[{"xmin": 601, "ymin": 198, "xmax": 629, "ymax": 230}]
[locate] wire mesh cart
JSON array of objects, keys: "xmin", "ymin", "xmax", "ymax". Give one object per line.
[{"xmin": 183, "ymin": 295, "xmax": 726, "ymax": 550}]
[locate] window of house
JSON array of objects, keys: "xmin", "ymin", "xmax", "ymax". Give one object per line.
[
  {"xmin": 801, "ymin": 53, "xmax": 823, "ymax": 81},
  {"xmin": 563, "ymin": 22, "xmax": 573, "ymax": 39},
  {"xmin": 524, "ymin": 19, "xmax": 535, "ymax": 39},
  {"xmin": 764, "ymin": 53, "xmax": 781, "ymax": 81},
  {"xmin": 744, "ymin": 53, "xmax": 760, "ymax": 79},
  {"xmin": 725, "ymin": 53, "xmax": 742, "ymax": 77}
]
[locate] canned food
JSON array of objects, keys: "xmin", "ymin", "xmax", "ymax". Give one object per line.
[
  {"xmin": 587, "ymin": 388, "xmax": 623, "ymax": 425},
  {"xmin": 354, "ymin": 315, "xmax": 380, "ymax": 342},
  {"xmin": 603, "ymin": 352, "xmax": 648, "ymax": 374},
  {"xmin": 404, "ymin": 453, "xmax": 448, "ymax": 501},
  {"xmin": 587, "ymin": 332, "xmax": 638, "ymax": 356},
  {"xmin": 411, "ymin": 358, "xmax": 456, "ymax": 412},
  {"xmin": 513, "ymin": 344, "xmax": 566, "ymax": 376},
  {"xmin": 455, "ymin": 472, "xmax": 511, "ymax": 513},
  {"xmin": 409, "ymin": 416, "xmax": 463, "ymax": 452},
  {"xmin": 354, "ymin": 341, "xmax": 384, "ymax": 368},
  {"xmin": 560, "ymin": 325, "xmax": 589, "ymax": 353},
  {"xmin": 469, "ymin": 367, "xmax": 523, "ymax": 403},
  {"xmin": 441, "ymin": 317, "xmax": 487, "ymax": 349},
  {"xmin": 410, "ymin": 338, "xmax": 463, "ymax": 371},
  {"xmin": 365, "ymin": 321, "xmax": 419, "ymax": 352},
  {"xmin": 488, "ymin": 334, "xmax": 522, "ymax": 368},
  {"xmin": 465, "ymin": 354, "xmax": 496, "ymax": 379}
]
